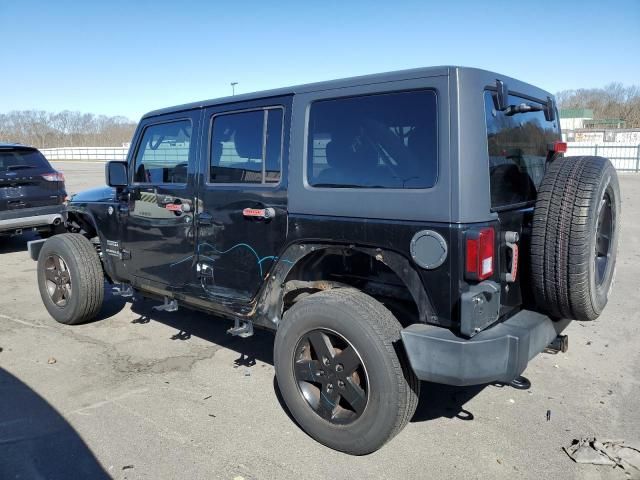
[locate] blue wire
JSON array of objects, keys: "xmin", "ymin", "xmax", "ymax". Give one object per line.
[{"xmin": 170, "ymin": 241, "xmax": 293, "ymax": 276}]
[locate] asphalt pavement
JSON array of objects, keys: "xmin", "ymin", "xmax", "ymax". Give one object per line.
[{"xmin": 0, "ymin": 161, "xmax": 638, "ymax": 479}]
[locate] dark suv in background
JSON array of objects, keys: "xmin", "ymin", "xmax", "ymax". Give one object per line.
[{"xmin": 0, "ymin": 144, "xmax": 66, "ymax": 238}]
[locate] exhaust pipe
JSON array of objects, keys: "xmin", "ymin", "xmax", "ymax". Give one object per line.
[
  {"xmin": 545, "ymin": 334, "xmax": 569, "ymax": 354},
  {"xmin": 52, "ymin": 217, "xmax": 62, "ymax": 226}
]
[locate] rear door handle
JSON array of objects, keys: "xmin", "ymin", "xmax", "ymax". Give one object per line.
[
  {"xmin": 157, "ymin": 195, "xmax": 179, "ymax": 206},
  {"xmin": 242, "ymin": 207, "xmax": 275, "ymax": 220}
]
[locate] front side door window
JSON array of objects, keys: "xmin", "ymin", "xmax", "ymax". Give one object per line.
[{"xmin": 133, "ymin": 120, "xmax": 192, "ymax": 185}]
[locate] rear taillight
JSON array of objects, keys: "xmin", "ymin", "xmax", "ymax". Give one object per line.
[
  {"xmin": 552, "ymin": 141, "xmax": 567, "ymax": 153},
  {"xmin": 42, "ymin": 172, "xmax": 65, "ymax": 182},
  {"xmin": 465, "ymin": 227, "xmax": 495, "ymax": 281}
]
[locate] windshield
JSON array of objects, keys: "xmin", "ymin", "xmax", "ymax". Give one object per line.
[
  {"xmin": 0, "ymin": 149, "xmax": 50, "ymax": 172},
  {"xmin": 484, "ymin": 91, "xmax": 561, "ymax": 208}
]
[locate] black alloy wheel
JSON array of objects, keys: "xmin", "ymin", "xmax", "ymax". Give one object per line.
[
  {"xmin": 43, "ymin": 254, "xmax": 72, "ymax": 307},
  {"xmin": 293, "ymin": 328, "xmax": 368, "ymax": 424}
]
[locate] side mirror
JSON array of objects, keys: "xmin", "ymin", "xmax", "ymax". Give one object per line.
[
  {"xmin": 106, "ymin": 161, "xmax": 128, "ymax": 187},
  {"xmin": 493, "ymin": 79, "xmax": 509, "ymax": 111}
]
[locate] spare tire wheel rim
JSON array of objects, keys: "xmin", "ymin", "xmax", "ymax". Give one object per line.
[
  {"xmin": 44, "ymin": 254, "xmax": 72, "ymax": 307},
  {"xmin": 292, "ymin": 328, "xmax": 369, "ymax": 425},
  {"xmin": 595, "ymin": 190, "xmax": 614, "ymax": 288}
]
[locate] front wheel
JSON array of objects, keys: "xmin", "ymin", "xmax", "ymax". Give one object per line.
[
  {"xmin": 36, "ymin": 233, "xmax": 104, "ymax": 325},
  {"xmin": 274, "ymin": 288, "xmax": 419, "ymax": 455}
]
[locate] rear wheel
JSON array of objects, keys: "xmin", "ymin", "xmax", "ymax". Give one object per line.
[
  {"xmin": 531, "ymin": 156, "xmax": 620, "ymax": 320},
  {"xmin": 274, "ymin": 288, "xmax": 419, "ymax": 455},
  {"xmin": 37, "ymin": 233, "xmax": 104, "ymax": 325}
]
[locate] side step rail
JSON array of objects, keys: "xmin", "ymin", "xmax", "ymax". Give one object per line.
[{"xmin": 228, "ymin": 318, "xmax": 254, "ymax": 338}]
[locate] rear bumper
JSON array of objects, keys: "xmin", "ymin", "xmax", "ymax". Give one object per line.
[
  {"xmin": 401, "ymin": 310, "xmax": 570, "ymax": 386},
  {"xmin": 0, "ymin": 205, "xmax": 64, "ymax": 233}
]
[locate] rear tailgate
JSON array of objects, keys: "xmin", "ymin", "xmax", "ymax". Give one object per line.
[
  {"xmin": 0, "ymin": 148, "xmax": 65, "ymax": 212},
  {"xmin": 483, "ymin": 91, "xmax": 561, "ymax": 319}
]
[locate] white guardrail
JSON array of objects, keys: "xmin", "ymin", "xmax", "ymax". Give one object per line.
[
  {"xmin": 41, "ymin": 147, "xmax": 128, "ymax": 162},
  {"xmin": 41, "ymin": 143, "xmax": 640, "ymax": 172}
]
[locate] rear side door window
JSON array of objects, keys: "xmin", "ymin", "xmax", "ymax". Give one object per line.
[
  {"xmin": 210, "ymin": 108, "xmax": 283, "ymax": 184},
  {"xmin": 307, "ymin": 90, "xmax": 438, "ymax": 189}
]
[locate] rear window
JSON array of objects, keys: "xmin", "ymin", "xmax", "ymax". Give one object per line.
[
  {"xmin": 484, "ymin": 91, "xmax": 560, "ymax": 208},
  {"xmin": 0, "ymin": 149, "xmax": 50, "ymax": 172},
  {"xmin": 307, "ymin": 90, "xmax": 438, "ymax": 189}
]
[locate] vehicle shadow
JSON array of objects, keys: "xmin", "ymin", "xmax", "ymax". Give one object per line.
[
  {"xmin": 127, "ymin": 297, "xmax": 492, "ymax": 424},
  {"xmin": 129, "ymin": 298, "xmax": 274, "ymax": 365},
  {"xmin": 94, "ymin": 283, "xmax": 128, "ymax": 322},
  {"xmin": 411, "ymin": 382, "xmax": 486, "ymax": 422},
  {"xmin": 0, "ymin": 367, "xmax": 110, "ymax": 479},
  {"xmin": 0, "ymin": 231, "xmax": 40, "ymax": 254}
]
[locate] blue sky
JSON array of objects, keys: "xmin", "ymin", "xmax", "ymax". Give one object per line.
[{"xmin": 1, "ymin": 0, "xmax": 638, "ymax": 121}]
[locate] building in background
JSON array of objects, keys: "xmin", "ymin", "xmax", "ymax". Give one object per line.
[{"xmin": 560, "ymin": 109, "xmax": 594, "ymax": 131}]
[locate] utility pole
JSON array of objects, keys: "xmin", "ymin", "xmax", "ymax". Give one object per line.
[{"xmin": 231, "ymin": 82, "xmax": 238, "ymax": 96}]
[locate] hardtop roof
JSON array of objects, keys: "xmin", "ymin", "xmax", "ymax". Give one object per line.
[{"xmin": 142, "ymin": 66, "xmax": 554, "ymax": 120}]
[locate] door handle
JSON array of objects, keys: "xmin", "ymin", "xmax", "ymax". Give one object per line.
[
  {"xmin": 157, "ymin": 195, "xmax": 178, "ymax": 206},
  {"xmin": 242, "ymin": 207, "xmax": 275, "ymax": 220}
]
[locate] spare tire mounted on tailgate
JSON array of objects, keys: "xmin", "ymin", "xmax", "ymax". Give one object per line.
[{"xmin": 531, "ymin": 156, "xmax": 620, "ymax": 321}]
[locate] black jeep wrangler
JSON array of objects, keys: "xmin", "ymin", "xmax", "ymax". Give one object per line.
[{"xmin": 30, "ymin": 66, "xmax": 620, "ymax": 455}]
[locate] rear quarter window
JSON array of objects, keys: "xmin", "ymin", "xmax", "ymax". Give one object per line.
[
  {"xmin": 307, "ymin": 90, "xmax": 438, "ymax": 189},
  {"xmin": 484, "ymin": 91, "xmax": 560, "ymax": 208}
]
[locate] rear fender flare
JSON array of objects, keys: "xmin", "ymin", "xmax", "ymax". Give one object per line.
[{"xmin": 256, "ymin": 243, "xmax": 436, "ymax": 327}]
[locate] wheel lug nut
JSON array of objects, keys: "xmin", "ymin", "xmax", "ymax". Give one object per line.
[
  {"xmin": 335, "ymin": 364, "xmax": 343, "ymax": 372},
  {"xmin": 327, "ymin": 383, "xmax": 333, "ymax": 391},
  {"xmin": 322, "ymin": 357, "xmax": 330, "ymax": 366},
  {"xmin": 338, "ymin": 380, "xmax": 345, "ymax": 388}
]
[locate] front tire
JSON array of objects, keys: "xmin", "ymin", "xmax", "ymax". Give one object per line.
[
  {"xmin": 274, "ymin": 288, "xmax": 419, "ymax": 455},
  {"xmin": 37, "ymin": 233, "xmax": 104, "ymax": 325}
]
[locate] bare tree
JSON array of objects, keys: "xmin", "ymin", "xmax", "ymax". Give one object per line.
[
  {"xmin": 0, "ymin": 110, "xmax": 137, "ymax": 148},
  {"xmin": 556, "ymin": 83, "xmax": 640, "ymax": 128}
]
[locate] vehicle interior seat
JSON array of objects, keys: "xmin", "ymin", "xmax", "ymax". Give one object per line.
[{"xmin": 315, "ymin": 133, "xmax": 381, "ymax": 187}]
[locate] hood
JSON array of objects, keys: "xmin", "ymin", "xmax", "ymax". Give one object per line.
[{"xmin": 69, "ymin": 185, "xmax": 116, "ymax": 203}]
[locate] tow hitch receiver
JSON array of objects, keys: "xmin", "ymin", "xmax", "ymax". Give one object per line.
[{"xmin": 545, "ymin": 334, "xmax": 569, "ymax": 354}]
